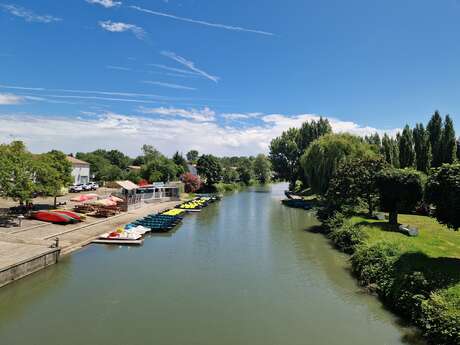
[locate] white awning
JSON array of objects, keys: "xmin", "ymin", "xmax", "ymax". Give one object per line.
[{"xmin": 115, "ymin": 180, "xmax": 139, "ymax": 191}]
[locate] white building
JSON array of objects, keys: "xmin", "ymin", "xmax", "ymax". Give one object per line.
[{"xmin": 67, "ymin": 156, "xmax": 90, "ymax": 185}]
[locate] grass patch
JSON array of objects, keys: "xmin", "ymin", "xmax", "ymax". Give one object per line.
[
  {"xmin": 350, "ymin": 214, "xmax": 460, "ymax": 259},
  {"xmin": 345, "ymin": 213, "xmax": 460, "ymax": 345}
]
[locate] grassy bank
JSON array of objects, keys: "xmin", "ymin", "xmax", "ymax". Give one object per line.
[{"xmin": 322, "ymin": 213, "xmax": 460, "ymax": 345}]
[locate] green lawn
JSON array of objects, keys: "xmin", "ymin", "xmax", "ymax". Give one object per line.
[
  {"xmin": 351, "ymin": 214, "xmax": 460, "ymax": 259},
  {"xmin": 351, "ymin": 214, "xmax": 460, "ymax": 299}
]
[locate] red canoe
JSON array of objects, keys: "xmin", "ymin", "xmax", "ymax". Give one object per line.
[
  {"xmin": 52, "ymin": 210, "xmax": 82, "ymax": 222},
  {"xmin": 31, "ymin": 211, "xmax": 75, "ymax": 224}
]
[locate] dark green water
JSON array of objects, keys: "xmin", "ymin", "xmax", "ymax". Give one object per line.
[{"xmin": 0, "ymin": 184, "xmax": 422, "ymax": 345}]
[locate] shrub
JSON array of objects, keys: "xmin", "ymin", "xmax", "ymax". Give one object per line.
[
  {"xmin": 328, "ymin": 222, "xmax": 367, "ymax": 254},
  {"xmin": 420, "ymin": 290, "xmax": 460, "ymax": 345},
  {"xmin": 351, "ymin": 242, "xmax": 402, "ymax": 294},
  {"xmin": 181, "ymin": 173, "xmax": 202, "ymax": 193},
  {"xmin": 320, "ymin": 211, "xmax": 346, "ymax": 234}
]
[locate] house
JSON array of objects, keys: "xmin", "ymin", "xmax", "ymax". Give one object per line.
[
  {"xmin": 187, "ymin": 163, "xmax": 198, "ymax": 176},
  {"xmin": 127, "ymin": 165, "xmax": 142, "ymax": 173},
  {"xmin": 67, "ymin": 156, "xmax": 90, "ymax": 185}
]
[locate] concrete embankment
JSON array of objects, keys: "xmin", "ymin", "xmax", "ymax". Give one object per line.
[{"xmin": 0, "ymin": 201, "xmax": 179, "ymax": 288}]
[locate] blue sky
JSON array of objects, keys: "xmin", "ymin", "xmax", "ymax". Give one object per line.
[{"xmin": 0, "ymin": 0, "xmax": 459, "ymax": 156}]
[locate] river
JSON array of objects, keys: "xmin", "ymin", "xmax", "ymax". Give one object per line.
[{"xmin": 0, "ymin": 183, "xmax": 422, "ymax": 345}]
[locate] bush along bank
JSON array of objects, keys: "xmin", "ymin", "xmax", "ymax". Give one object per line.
[{"xmin": 320, "ymin": 212, "xmax": 460, "ymax": 345}]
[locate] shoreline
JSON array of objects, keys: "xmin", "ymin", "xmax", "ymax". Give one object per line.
[{"xmin": 0, "ymin": 200, "xmax": 180, "ymax": 288}]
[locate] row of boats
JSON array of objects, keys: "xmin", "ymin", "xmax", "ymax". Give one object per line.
[{"xmin": 93, "ymin": 196, "xmax": 220, "ymax": 245}]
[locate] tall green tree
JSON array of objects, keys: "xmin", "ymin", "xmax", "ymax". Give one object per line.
[
  {"xmin": 172, "ymin": 151, "xmax": 188, "ymax": 176},
  {"xmin": 440, "ymin": 115, "xmax": 457, "ymax": 164},
  {"xmin": 413, "ymin": 123, "xmax": 432, "ymax": 173},
  {"xmin": 236, "ymin": 158, "xmax": 253, "ymax": 185},
  {"xmin": 300, "ymin": 133, "xmax": 376, "ymax": 195},
  {"xmin": 269, "ymin": 128, "xmax": 300, "ymax": 189},
  {"xmin": 222, "ymin": 168, "xmax": 239, "ymax": 184},
  {"xmin": 381, "ymin": 134, "xmax": 399, "ymax": 167},
  {"xmin": 253, "ymin": 154, "xmax": 272, "ymax": 184},
  {"xmin": 427, "ymin": 111, "xmax": 443, "ymax": 167},
  {"xmin": 398, "ymin": 125, "xmax": 415, "ymax": 168},
  {"xmin": 376, "ymin": 168, "xmax": 424, "ymax": 225},
  {"xmin": 197, "ymin": 154, "xmax": 222, "ymax": 186},
  {"xmin": 297, "ymin": 117, "xmax": 332, "ymax": 151},
  {"xmin": 186, "ymin": 150, "xmax": 199, "ymax": 163},
  {"xmin": 35, "ymin": 150, "xmax": 73, "ymax": 207},
  {"xmin": 457, "ymin": 138, "xmax": 460, "ymax": 161},
  {"xmin": 327, "ymin": 157, "xmax": 387, "ymax": 216},
  {"xmin": 0, "ymin": 141, "xmax": 36, "ymax": 204},
  {"xmin": 426, "ymin": 163, "xmax": 460, "ymax": 230}
]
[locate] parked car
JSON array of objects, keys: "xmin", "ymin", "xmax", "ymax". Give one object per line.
[
  {"xmin": 87, "ymin": 182, "xmax": 99, "ymax": 190},
  {"xmin": 82, "ymin": 184, "xmax": 93, "ymax": 191},
  {"xmin": 69, "ymin": 184, "xmax": 84, "ymax": 193}
]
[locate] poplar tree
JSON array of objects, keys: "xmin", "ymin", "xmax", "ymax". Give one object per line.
[
  {"xmin": 398, "ymin": 125, "xmax": 415, "ymax": 168},
  {"xmin": 427, "ymin": 111, "xmax": 443, "ymax": 167},
  {"xmin": 413, "ymin": 123, "xmax": 432, "ymax": 173},
  {"xmin": 381, "ymin": 134, "xmax": 399, "ymax": 167},
  {"xmin": 441, "ymin": 115, "xmax": 457, "ymax": 164}
]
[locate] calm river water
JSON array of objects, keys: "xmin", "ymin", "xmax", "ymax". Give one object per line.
[{"xmin": 0, "ymin": 183, "xmax": 422, "ymax": 345}]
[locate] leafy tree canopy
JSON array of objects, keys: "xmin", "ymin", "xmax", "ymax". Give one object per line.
[
  {"xmin": 376, "ymin": 168, "xmax": 424, "ymax": 225},
  {"xmin": 300, "ymin": 133, "xmax": 376, "ymax": 195},
  {"xmin": 197, "ymin": 154, "xmax": 222, "ymax": 186},
  {"xmin": 426, "ymin": 163, "xmax": 460, "ymax": 230}
]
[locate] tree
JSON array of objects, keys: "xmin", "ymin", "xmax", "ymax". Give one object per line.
[
  {"xmin": 35, "ymin": 150, "xmax": 73, "ymax": 207},
  {"xmin": 426, "ymin": 163, "xmax": 460, "ymax": 230},
  {"xmin": 269, "ymin": 128, "xmax": 300, "ymax": 189},
  {"xmin": 91, "ymin": 149, "xmax": 132, "ymax": 170},
  {"xmin": 440, "ymin": 115, "xmax": 457, "ymax": 164},
  {"xmin": 300, "ymin": 133, "xmax": 376, "ymax": 195},
  {"xmin": 297, "ymin": 117, "xmax": 332, "ymax": 152},
  {"xmin": 141, "ymin": 156, "xmax": 179, "ymax": 183},
  {"xmin": 186, "ymin": 150, "xmax": 199, "ymax": 163},
  {"xmin": 398, "ymin": 125, "xmax": 415, "ymax": 168},
  {"xmin": 76, "ymin": 152, "xmax": 120, "ymax": 181},
  {"xmin": 427, "ymin": 111, "xmax": 443, "ymax": 167},
  {"xmin": 237, "ymin": 159, "xmax": 253, "ymax": 185},
  {"xmin": 172, "ymin": 151, "xmax": 188, "ymax": 177},
  {"xmin": 0, "ymin": 141, "xmax": 36, "ymax": 204},
  {"xmin": 376, "ymin": 168, "xmax": 424, "ymax": 225},
  {"xmin": 457, "ymin": 138, "xmax": 460, "ymax": 161},
  {"xmin": 381, "ymin": 134, "xmax": 399, "ymax": 167},
  {"xmin": 327, "ymin": 157, "xmax": 387, "ymax": 216},
  {"xmin": 222, "ymin": 168, "xmax": 239, "ymax": 184},
  {"xmin": 197, "ymin": 154, "xmax": 222, "ymax": 186},
  {"xmin": 181, "ymin": 172, "xmax": 202, "ymax": 193},
  {"xmin": 413, "ymin": 123, "xmax": 432, "ymax": 173},
  {"xmin": 253, "ymin": 154, "xmax": 272, "ymax": 184}
]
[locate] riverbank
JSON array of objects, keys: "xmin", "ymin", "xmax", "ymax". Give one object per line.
[
  {"xmin": 0, "ymin": 200, "xmax": 179, "ymax": 288},
  {"xmin": 317, "ymin": 211, "xmax": 460, "ymax": 345}
]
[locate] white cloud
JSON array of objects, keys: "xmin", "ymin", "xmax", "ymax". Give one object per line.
[
  {"xmin": 139, "ymin": 106, "xmax": 215, "ymax": 122},
  {"xmin": 106, "ymin": 65, "xmax": 132, "ymax": 71},
  {"xmin": 0, "ymin": 110, "xmax": 401, "ymax": 157},
  {"xmin": 161, "ymin": 51, "xmax": 219, "ymax": 83},
  {"xmin": 148, "ymin": 63, "xmax": 201, "ymax": 76},
  {"xmin": 130, "ymin": 5, "xmax": 274, "ymax": 36},
  {"xmin": 99, "ymin": 20, "xmax": 146, "ymax": 39},
  {"xmin": 222, "ymin": 112, "xmax": 263, "ymax": 120},
  {"xmin": 0, "ymin": 93, "xmax": 23, "ymax": 105},
  {"xmin": 86, "ymin": 0, "xmax": 121, "ymax": 8},
  {"xmin": 0, "ymin": 4, "xmax": 61, "ymax": 23},
  {"xmin": 142, "ymin": 81, "xmax": 196, "ymax": 91}
]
